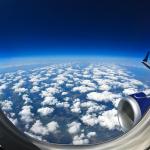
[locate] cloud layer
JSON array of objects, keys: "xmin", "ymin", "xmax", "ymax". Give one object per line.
[{"xmin": 0, "ymin": 63, "xmax": 149, "ymax": 145}]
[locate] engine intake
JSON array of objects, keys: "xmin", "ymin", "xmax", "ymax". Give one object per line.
[{"xmin": 118, "ymin": 92, "xmax": 150, "ymax": 132}]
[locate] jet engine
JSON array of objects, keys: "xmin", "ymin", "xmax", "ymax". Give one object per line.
[{"xmin": 118, "ymin": 92, "xmax": 150, "ymax": 132}]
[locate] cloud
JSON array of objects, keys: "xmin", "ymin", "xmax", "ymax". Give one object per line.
[
  {"xmin": 129, "ymin": 79, "xmax": 144, "ymax": 86},
  {"xmin": 13, "ymin": 75, "xmax": 22, "ymax": 82},
  {"xmin": 0, "ymin": 100, "xmax": 13, "ymax": 111},
  {"xmin": 29, "ymin": 74, "xmax": 48, "ymax": 86},
  {"xmin": 92, "ymin": 68, "xmax": 103, "ymax": 76},
  {"xmin": 72, "ymin": 86, "xmax": 95, "ymax": 93},
  {"xmin": 53, "ymin": 74, "xmax": 67, "ymax": 85},
  {"xmin": 80, "ymin": 80, "xmax": 96, "ymax": 87},
  {"xmin": 72, "ymin": 77, "xmax": 80, "ymax": 82},
  {"xmin": 87, "ymin": 132, "xmax": 96, "ymax": 138},
  {"xmin": 87, "ymin": 91, "xmax": 120, "ymax": 102},
  {"xmin": 71, "ymin": 99, "xmax": 81, "ymax": 113},
  {"xmin": 19, "ymin": 105, "xmax": 34, "ymax": 123},
  {"xmin": 12, "ymin": 79, "xmax": 27, "ymax": 94},
  {"xmin": 86, "ymin": 104, "xmax": 106, "ymax": 114},
  {"xmin": 37, "ymin": 107, "xmax": 54, "ymax": 116},
  {"xmin": 68, "ymin": 122, "xmax": 81, "ymax": 135},
  {"xmin": 111, "ymin": 98, "xmax": 121, "ymax": 108},
  {"xmin": 17, "ymin": 70, "xmax": 26, "ymax": 75},
  {"xmin": 144, "ymin": 89, "xmax": 150, "ymax": 96},
  {"xmin": 30, "ymin": 86, "xmax": 40, "ymax": 93},
  {"xmin": 12, "ymin": 79, "xmax": 25, "ymax": 89},
  {"xmin": 99, "ymin": 84, "xmax": 111, "ymax": 91},
  {"xmin": 81, "ymin": 101, "xmax": 106, "ymax": 114},
  {"xmin": 80, "ymin": 101, "xmax": 95, "ymax": 108},
  {"xmin": 0, "ymin": 63, "xmax": 148, "ymax": 144},
  {"xmin": 56, "ymin": 101, "xmax": 70, "ymax": 108},
  {"xmin": 0, "ymin": 84, "xmax": 7, "ymax": 94},
  {"xmin": 41, "ymin": 96, "xmax": 58, "ymax": 106},
  {"xmin": 81, "ymin": 114, "xmax": 98, "ymax": 126},
  {"xmin": 66, "ymin": 83, "xmax": 74, "ymax": 87},
  {"xmin": 40, "ymin": 87, "xmax": 59, "ymax": 98},
  {"xmin": 14, "ymin": 87, "xmax": 27, "ymax": 94},
  {"xmin": 72, "ymin": 133, "xmax": 89, "ymax": 145},
  {"xmin": 98, "ymin": 109, "xmax": 120, "ymax": 130},
  {"xmin": 64, "ymin": 97, "xmax": 70, "ymax": 102},
  {"xmin": 123, "ymin": 88, "xmax": 138, "ymax": 96},
  {"xmin": 30, "ymin": 120, "xmax": 59, "ymax": 136},
  {"xmin": 22, "ymin": 94, "xmax": 31, "ymax": 104},
  {"xmin": 30, "ymin": 120, "xmax": 49, "ymax": 136},
  {"xmin": 47, "ymin": 121, "xmax": 59, "ymax": 133},
  {"xmin": 61, "ymin": 92, "xmax": 68, "ymax": 96}
]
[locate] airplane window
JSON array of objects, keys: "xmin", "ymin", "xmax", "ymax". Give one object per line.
[
  {"xmin": 0, "ymin": 1, "xmax": 150, "ymax": 149},
  {"xmin": 0, "ymin": 56, "xmax": 149, "ymax": 145}
]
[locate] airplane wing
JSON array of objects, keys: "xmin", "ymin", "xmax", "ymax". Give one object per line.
[
  {"xmin": 143, "ymin": 51, "xmax": 150, "ymax": 62},
  {"xmin": 142, "ymin": 52, "xmax": 150, "ymax": 69}
]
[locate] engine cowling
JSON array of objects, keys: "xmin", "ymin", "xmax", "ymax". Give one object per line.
[{"xmin": 117, "ymin": 92, "xmax": 150, "ymax": 132}]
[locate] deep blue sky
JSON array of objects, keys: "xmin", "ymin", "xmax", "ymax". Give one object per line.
[{"xmin": 0, "ymin": 0, "xmax": 150, "ymax": 58}]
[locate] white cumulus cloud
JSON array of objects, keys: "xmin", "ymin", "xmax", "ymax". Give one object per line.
[
  {"xmin": 68, "ymin": 122, "xmax": 81, "ymax": 135},
  {"xmin": 81, "ymin": 114, "xmax": 98, "ymax": 126},
  {"xmin": 98, "ymin": 109, "xmax": 120, "ymax": 130},
  {"xmin": 30, "ymin": 120, "xmax": 59, "ymax": 136},
  {"xmin": 87, "ymin": 91, "xmax": 120, "ymax": 102},
  {"xmin": 37, "ymin": 107, "xmax": 54, "ymax": 116},
  {"xmin": 72, "ymin": 133, "xmax": 89, "ymax": 145},
  {"xmin": 19, "ymin": 105, "xmax": 34, "ymax": 123},
  {"xmin": 87, "ymin": 132, "xmax": 96, "ymax": 138},
  {"xmin": 72, "ymin": 86, "xmax": 95, "ymax": 93},
  {"xmin": 0, "ymin": 100, "xmax": 13, "ymax": 111},
  {"xmin": 30, "ymin": 120, "xmax": 49, "ymax": 136},
  {"xmin": 47, "ymin": 121, "xmax": 59, "ymax": 133}
]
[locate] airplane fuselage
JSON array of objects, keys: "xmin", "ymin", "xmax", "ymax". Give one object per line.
[{"xmin": 142, "ymin": 61, "xmax": 150, "ymax": 69}]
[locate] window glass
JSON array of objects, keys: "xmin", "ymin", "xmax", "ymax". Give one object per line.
[
  {"xmin": 0, "ymin": 0, "xmax": 149, "ymax": 146},
  {"xmin": 0, "ymin": 57, "xmax": 149, "ymax": 145}
]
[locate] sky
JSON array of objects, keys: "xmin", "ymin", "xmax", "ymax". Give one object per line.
[{"xmin": 0, "ymin": 0, "xmax": 150, "ymax": 58}]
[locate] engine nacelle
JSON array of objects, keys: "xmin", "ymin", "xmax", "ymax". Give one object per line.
[{"xmin": 118, "ymin": 92, "xmax": 150, "ymax": 132}]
